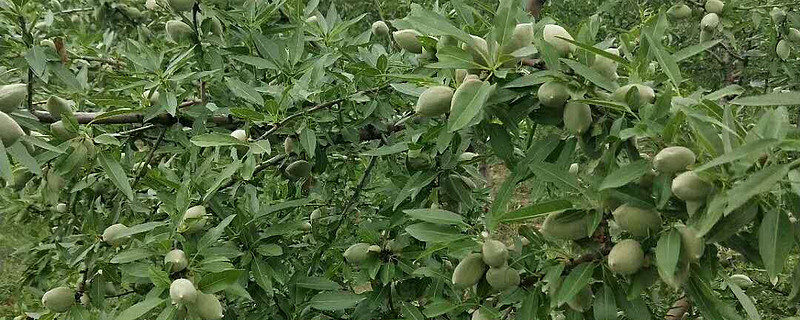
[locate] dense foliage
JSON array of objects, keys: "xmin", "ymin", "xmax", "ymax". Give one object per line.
[{"xmin": 1, "ymin": 0, "xmax": 800, "ymax": 319}]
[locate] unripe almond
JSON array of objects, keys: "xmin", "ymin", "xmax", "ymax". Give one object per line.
[
  {"xmin": 170, "ymin": 278, "xmax": 198, "ymax": 304},
  {"xmin": 481, "ymin": 240, "xmax": 508, "ymax": 267},
  {"xmin": 196, "ymin": 292, "xmax": 224, "ymax": 319},
  {"xmin": 612, "ymin": 84, "xmax": 655, "ymax": 108},
  {"xmin": 776, "ymin": 40, "xmax": 790, "ymax": 61},
  {"xmin": 0, "ymin": 84, "xmax": 27, "ymax": 113},
  {"xmin": 166, "ymin": 20, "xmax": 193, "ymax": 43},
  {"xmin": 165, "ymin": 249, "xmax": 188, "ymax": 273},
  {"xmin": 371, "ymin": 21, "xmax": 389, "ymax": 37},
  {"xmin": 415, "ymin": 86, "xmax": 455, "ymax": 117},
  {"xmin": 653, "ymin": 146, "xmax": 695, "ymax": 173},
  {"xmin": 541, "ymin": 211, "xmax": 591, "ymax": 240},
  {"xmin": 608, "ymin": 239, "xmax": 644, "ymax": 275},
  {"xmin": 284, "ymin": 136, "xmax": 296, "ymax": 154},
  {"xmin": 343, "ymin": 243, "xmax": 373, "ymax": 264},
  {"xmin": 729, "ymin": 274, "xmax": 753, "ymax": 288},
  {"xmin": 46, "ymin": 95, "xmax": 74, "ymax": 119},
  {"xmin": 590, "ymin": 48, "xmax": 620, "ymax": 80},
  {"xmin": 485, "ymin": 266, "xmax": 520, "ymax": 290},
  {"xmin": 671, "ymin": 171, "xmax": 711, "ymax": 201},
  {"xmin": 50, "ymin": 120, "xmax": 77, "ymax": 141},
  {"xmin": 789, "ymin": 28, "xmax": 800, "ymax": 44},
  {"xmin": 392, "ymin": 30, "xmax": 423, "ymax": 54},
  {"xmin": 705, "ymin": 0, "xmax": 724, "ymax": 14},
  {"xmin": 461, "ymin": 35, "xmax": 489, "ymax": 66},
  {"xmin": 770, "ymin": 7, "xmax": 786, "ymax": 25},
  {"xmin": 42, "ymin": 287, "xmax": 74, "ymax": 313},
  {"xmin": 285, "ymin": 160, "xmax": 312, "ymax": 178},
  {"xmin": 503, "ymin": 23, "xmax": 534, "ymax": 54},
  {"xmin": 563, "ymin": 101, "xmax": 592, "ymax": 134},
  {"xmin": 676, "ymin": 224, "xmax": 705, "ymax": 262},
  {"xmin": 701, "ymin": 13, "xmax": 720, "ymax": 31},
  {"xmin": 451, "ymin": 253, "xmax": 486, "ymax": 288},
  {"xmin": 167, "ymin": 0, "xmax": 194, "ymax": 11},
  {"xmin": 612, "ymin": 204, "xmax": 662, "ymax": 238},
  {"xmin": 537, "ymin": 81, "xmax": 569, "ymax": 109},
  {"xmin": 668, "ymin": 4, "xmax": 692, "ymax": 19},
  {"xmin": 102, "ymin": 223, "xmax": 130, "ymax": 247},
  {"xmin": 0, "ymin": 111, "xmax": 24, "ymax": 147},
  {"xmin": 230, "ymin": 129, "xmax": 247, "ymax": 142},
  {"xmin": 55, "ymin": 203, "xmax": 68, "ymax": 213},
  {"xmin": 542, "ymin": 24, "xmax": 575, "ymax": 56}
]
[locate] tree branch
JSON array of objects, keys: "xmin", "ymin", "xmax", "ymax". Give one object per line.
[{"xmin": 665, "ymin": 297, "xmax": 690, "ymax": 320}]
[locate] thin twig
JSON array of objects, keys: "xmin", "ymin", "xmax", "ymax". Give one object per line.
[
  {"xmin": 111, "ymin": 124, "xmax": 156, "ymax": 137},
  {"xmin": 133, "ymin": 127, "xmax": 167, "ymax": 187},
  {"xmin": 70, "ymin": 55, "xmax": 127, "ymax": 67},
  {"xmin": 107, "ymin": 290, "xmax": 136, "ymax": 298},
  {"xmin": 57, "ymin": 7, "xmax": 93, "ymax": 14}
]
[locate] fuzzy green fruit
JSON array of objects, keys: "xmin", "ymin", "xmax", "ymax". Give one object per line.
[
  {"xmin": 196, "ymin": 292, "xmax": 224, "ymax": 319},
  {"xmin": 165, "ymin": 249, "xmax": 188, "ymax": 273},
  {"xmin": 0, "ymin": 111, "xmax": 24, "ymax": 147},
  {"xmin": 310, "ymin": 208, "xmax": 323, "ymax": 223},
  {"xmin": 392, "ymin": 29, "xmax": 423, "ymax": 54},
  {"xmin": 569, "ymin": 163, "xmax": 579, "ymax": 175},
  {"xmin": 541, "ymin": 211, "xmax": 591, "ymax": 240},
  {"xmin": 770, "ymin": 7, "xmax": 786, "ymax": 25},
  {"xmin": 481, "ymin": 239, "xmax": 509, "ymax": 267},
  {"xmin": 50, "ymin": 120, "xmax": 77, "ymax": 141},
  {"xmin": 46, "ymin": 96, "xmax": 74, "ymax": 119},
  {"xmin": 55, "ymin": 203, "xmax": 68, "ymax": 213},
  {"xmin": 701, "ymin": 13, "xmax": 720, "ymax": 31},
  {"xmin": 537, "ymin": 81, "xmax": 569, "ymax": 109},
  {"xmin": 170, "ymin": 278, "xmax": 197, "ymax": 304},
  {"xmin": 41, "ymin": 39, "xmax": 57, "ymax": 53},
  {"xmin": 485, "ymin": 266, "xmax": 520, "ymax": 290},
  {"xmin": 230, "ymin": 129, "xmax": 247, "ymax": 142},
  {"xmin": 563, "ymin": 101, "xmax": 592, "ymax": 134},
  {"xmin": 42, "ymin": 287, "xmax": 74, "ymax": 313},
  {"xmin": 0, "ymin": 84, "xmax": 27, "ymax": 113},
  {"xmin": 461, "ymin": 35, "xmax": 489, "ymax": 66},
  {"xmin": 776, "ymin": 40, "xmax": 790, "ymax": 61},
  {"xmin": 166, "ymin": 20, "xmax": 193, "ymax": 43},
  {"xmin": 415, "ymin": 86, "xmax": 455, "ymax": 117},
  {"xmin": 542, "ymin": 24, "xmax": 575, "ymax": 56},
  {"xmin": 729, "ymin": 274, "xmax": 753, "ymax": 288},
  {"xmin": 612, "ymin": 84, "xmax": 655, "ymax": 108},
  {"xmin": 143, "ymin": 90, "xmax": 160, "ymax": 106},
  {"xmin": 179, "ymin": 205, "xmax": 208, "ymax": 233},
  {"xmin": 705, "ymin": 0, "xmax": 724, "ymax": 14},
  {"xmin": 700, "ymin": 30, "xmax": 715, "ymax": 43},
  {"xmin": 452, "ymin": 253, "xmax": 487, "ymax": 289},
  {"xmin": 455, "ymin": 69, "xmax": 468, "ymax": 85},
  {"xmin": 284, "ymin": 136, "xmax": 296, "ymax": 154},
  {"xmin": 671, "ymin": 171, "xmax": 711, "ymax": 201},
  {"xmin": 102, "ymin": 223, "xmax": 130, "ymax": 246},
  {"xmin": 591, "ymin": 48, "xmax": 620, "ymax": 80},
  {"xmin": 676, "ymin": 224, "xmax": 705, "ymax": 262},
  {"xmin": 209, "ymin": 17, "xmax": 224, "ymax": 36},
  {"xmin": 653, "ymin": 146, "xmax": 695, "ymax": 173},
  {"xmin": 789, "ymin": 28, "xmax": 800, "ymax": 44},
  {"xmin": 471, "ymin": 309, "xmax": 493, "ymax": 320},
  {"xmin": 344, "ymin": 242, "xmax": 373, "ymax": 264},
  {"xmin": 167, "ymin": 0, "xmax": 194, "ymax": 11},
  {"xmin": 668, "ymin": 4, "xmax": 692, "ymax": 19},
  {"xmin": 567, "ymin": 287, "xmax": 593, "ymax": 312},
  {"xmin": 612, "ymin": 204, "xmax": 662, "ymax": 237},
  {"xmin": 371, "ymin": 21, "xmax": 389, "ymax": 37},
  {"xmin": 286, "ymin": 160, "xmax": 312, "ymax": 178},
  {"xmin": 502, "ymin": 23, "xmax": 534, "ymax": 54},
  {"xmin": 8, "ymin": 167, "xmax": 32, "ymax": 190},
  {"xmin": 608, "ymin": 239, "xmax": 644, "ymax": 275}
]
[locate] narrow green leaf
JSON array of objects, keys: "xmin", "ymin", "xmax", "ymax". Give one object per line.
[
  {"xmin": 496, "ymin": 199, "xmax": 572, "ymax": 223},
  {"xmin": 225, "ymin": 77, "xmax": 264, "ymax": 105},
  {"xmin": 403, "ymin": 209, "xmax": 467, "ymax": 226},
  {"xmin": 694, "ymin": 139, "xmax": 779, "ymax": 172},
  {"xmin": 655, "ymin": 229, "xmax": 681, "ymax": 278},
  {"xmin": 726, "ymin": 280, "xmax": 761, "ymax": 320},
  {"xmin": 190, "ymin": 133, "xmax": 248, "ymax": 147},
  {"xmin": 448, "ymin": 81, "xmax": 495, "ymax": 132},
  {"xmin": 730, "ymin": 92, "xmax": 800, "ymax": 106},
  {"xmin": 673, "ymin": 40, "xmax": 722, "ymax": 62},
  {"xmin": 198, "ymin": 269, "xmax": 243, "ymax": 293},
  {"xmin": 643, "ymin": 32, "xmax": 682, "ymax": 88},
  {"xmin": 593, "ymin": 284, "xmax": 617, "ymax": 320},
  {"xmin": 560, "ymin": 58, "xmax": 617, "ymax": 92},
  {"xmin": 296, "ymin": 276, "xmax": 341, "ymax": 291},
  {"xmin": 98, "ymin": 153, "xmax": 134, "ymax": 201},
  {"xmin": 115, "ymin": 298, "xmax": 165, "ymax": 320},
  {"xmin": 405, "ymin": 222, "xmax": 467, "ymax": 243},
  {"xmin": 759, "ymin": 209, "xmax": 795, "ymax": 282},
  {"xmin": 724, "ymin": 164, "xmax": 790, "ymax": 214},
  {"xmin": 309, "ymin": 292, "xmax": 365, "ymax": 310},
  {"xmin": 598, "ymin": 160, "xmax": 650, "ymax": 190},
  {"xmin": 556, "ymin": 262, "xmax": 596, "ymax": 306}
]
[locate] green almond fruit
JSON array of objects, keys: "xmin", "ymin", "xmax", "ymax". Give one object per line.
[
  {"xmin": 42, "ymin": 287, "xmax": 74, "ymax": 313},
  {"xmin": 102, "ymin": 223, "xmax": 130, "ymax": 247},
  {"xmin": 563, "ymin": 101, "xmax": 592, "ymax": 134},
  {"xmin": 471, "ymin": 309, "xmax": 493, "ymax": 320},
  {"xmin": 608, "ymin": 239, "xmax": 644, "ymax": 275},
  {"xmin": 455, "ymin": 69, "xmax": 468, "ymax": 85},
  {"xmin": 50, "ymin": 120, "xmax": 77, "ymax": 141},
  {"xmin": 700, "ymin": 29, "xmax": 715, "ymax": 43},
  {"xmin": 196, "ymin": 292, "xmax": 224, "ymax": 320},
  {"xmin": 41, "ymin": 39, "xmax": 57, "ymax": 53},
  {"xmin": 612, "ymin": 204, "xmax": 662, "ymax": 238},
  {"xmin": 701, "ymin": 13, "xmax": 720, "ymax": 31},
  {"xmin": 0, "ymin": 84, "xmax": 27, "ymax": 113},
  {"xmin": 167, "ymin": 0, "xmax": 194, "ymax": 11},
  {"xmin": 485, "ymin": 266, "xmax": 520, "ymax": 290},
  {"xmin": 166, "ymin": 20, "xmax": 193, "ymax": 43},
  {"xmin": 230, "ymin": 129, "xmax": 247, "ymax": 142},
  {"xmin": 788, "ymin": 28, "xmax": 800, "ymax": 44},
  {"xmin": 461, "ymin": 35, "xmax": 489, "ymax": 66},
  {"xmin": 284, "ymin": 136, "xmax": 296, "ymax": 154},
  {"xmin": 541, "ymin": 211, "xmax": 591, "ymax": 240},
  {"xmin": 728, "ymin": 274, "xmax": 753, "ymax": 288},
  {"xmin": 537, "ymin": 81, "xmax": 569, "ymax": 109},
  {"xmin": 671, "ymin": 171, "xmax": 711, "ymax": 201},
  {"xmin": 0, "ymin": 111, "xmax": 24, "ymax": 147},
  {"xmin": 343, "ymin": 242, "xmax": 373, "ymax": 264},
  {"xmin": 46, "ymin": 95, "xmax": 74, "ymax": 119},
  {"xmin": 676, "ymin": 224, "xmax": 705, "ymax": 262},
  {"xmin": 371, "ymin": 21, "xmax": 389, "ymax": 37},
  {"xmin": 770, "ymin": 7, "xmax": 786, "ymax": 25},
  {"xmin": 169, "ymin": 278, "xmax": 198, "ymax": 304},
  {"xmin": 165, "ymin": 249, "xmax": 188, "ymax": 273},
  {"xmin": 705, "ymin": 0, "xmax": 724, "ymax": 14},
  {"xmin": 179, "ymin": 205, "xmax": 208, "ymax": 233},
  {"xmin": 776, "ymin": 40, "xmax": 790, "ymax": 61},
  {"xmin": 55, "ymin": 203, "xmax": 67, "ymax": 213},
  {"xmin": 392, "ymin": 29, "xmax": 423, "ymax": 54},
  {"xmin": 542, "ymin": 24, "xmax": 575, "ymax": 56},
  {"xmin": 310, "ymin": 208, "xmax": 323, "ymax": 223},
  {"xmin": 653, "ymin": 146, "xmax": 695, "ymax": 173},
  {"xmin": 612, "ymin": 84, "xmax": 655, "ymax": 108},
  {"xmin": 451, "ymin": 253, "xmax": 486, "ymax": 289},
  {"xmin": 590, "ymin": 48, "xmax": 620, "ymax": 80},
  {"xmin": 286, "ymin": 160, "xmax": 312, "ymax": 178},
  {"xmin": 668, "ymin": 4, "xmax": 692, "ymax": 19},
  {"xmin": 481, "ymin": 239, "xmax": 509, "ymax": 267},
  {"xmin": 415, "ymin": 86, "xmax": 455, "ymax": 117},
  {"xmin": 502, "ymin": 23, "xmax": 534, "ymax": 54}
]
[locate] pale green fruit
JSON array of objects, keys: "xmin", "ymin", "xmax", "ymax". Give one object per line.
[
  {"xmin": 230, "ymin": 129, "xmax": 247, "ymax": 142},
  {"xmin": 668, "ymin": 4, "xmax": 692, "ymax": 19},
  {"xmin": 569, "ymin": 163, "xmax": 579, "ymax": 175},
  {"xmin": 701, "ymin": 13, "xmax": 720, "ymax": 31},
  {"xmin": 776, "ymin": 40, "xmax": 790, "ymax": 61},
  {"xmin": 145, "ymin": 0, "xmax": 158, "ymax": 10},
  {"xmin": 608, "ymin": 239, "xmax": 644, "ymax": 275},
  {"xmin": 42, "ymin": 287, "xmax": 74, "ymax": 313},
  {"xmin": 393, "ymin": 29, "xmax": 423, "ymax": 54},
  {"xmin": 196, "ymin": 292, "xmax": 224, "ymax": 320},
  {"xmin": 542, "ymin": 24, "xmax": 575, "ymax": 56},
  {"xmin": 481, "ymin": 239, "xmax": 508, "ymax": 267},
  {"xmin": 166, "ymin": 20, "xmax": 193, "ymax": 43},
  {"xmin": 46, "ymin": 96, "xmax": 74, "ymax": 119},
  {"xmin": 165, "ymin": 249, "xmax": 188, "ymax": 273},
  {"xmin": 300, "ymin": 221, "xmax": 312, "ymax": 231},
  {"xmin": 102, "ymin": 224, "xmax": 130, "ymax": 247},
  {"xmin": 371, "ymin": 21, "xmax": 389, "ymax": 37},
  {"xmin": 170, "ymin": 278, "xmax": 198, "ymax": 304},
  {"xmin": 459, "ymin": 152, "xmax": 478, "ymax": 162},
  {"xmin": 653, "ymin": 146, "xmax": 696, "ymax": 173},
  {"xmin": 770, "ymin": 7, "xmax": 786, "ymax": 25},
  {"xmin": 310, "ymin": 208, "xmax": 323, "ymax": 223},
  {"xmin": 700, "ymin": 30, "xmax": 715, "ymax": 43},
  {"xmin": 591, "ymin": 48, "xmax": 620, "ymax": 80},
  {"xmin": 471, "ymin": 309, "xmax": 493, "ymax": 320},
  {"xmin": 612, "ymin": 204, "xmax": 662, "ymax": 237},
  {"xmin": 563, "ymin": 101, "xmax": 592, "ymax": 134},
  {"xmin": 143, "ymin": 90, "xmax": 160, "ymax": 106},
  {"xmin": 541, "ymin": 211, "xmax": 591, "ymax": 240},
  {"xmin": 80, "ymin": 293, "xmax": 90, "ymax": 306},
  {"xmin": 0, "ymin": 111, "xmax": 24, "ymax": 147},
  {"xmin": 167, "ymin": 0, "xmax": 194, "ymax": 11},
  {"xmin": 537, "ymin": 81, "xmax": 569, "ymax": 109},
  {"xmin": 455, "ymin": 69, "xmax": 468, "ymax": 85},
  {"xmin": 676, "ymin": 224, "xmax": 705, "ymax": 262},
  {"xmin": 612, "ymin": 84, "xmax": 655, "ymax": 108},
  {"xmin": 502, "ymin": 23, "xmax": 534, "ymax": 54},
  {"xmin": 179, "ymin": 205, "xmax": 208, "ymax": 233},
  {"xmin": 789, "ymin": 28, "xmax": 800, "ymax": 44},
  {"xmin": 485, "ymin": 266, "xmax": 520, "ymax": 290},
  {"xmin": 284, "ymin": 136, "xmax": 296, "ymax": 154},
  {"xmin": 50, "ymin": 120, "xmax": 77, "ymax": 141},
  {"xmin": 415, "ymin": 86, "xmax": 455, "ymax": 117},
  {"xmin": 344, "ymin": 242, "xmax": 373, "ymax": 264},
  {"xmin": 305, "ymin": 16, "xmax": 319, "ymax": 24},
  {"xmin": 671, "ymin": 171, "xmax": 711, "ymax": 201},
  {"xmin": 461, "ymin": 35, "xmax": 489, "ymax": 66},
  {"xmin": 0, "ymin": 84, "xmax": 27, "ymax": 113},
  {"xmin": 705, "ymin": 0, "xmax": 724, "ymax": 14},
  {"xmin": 209, "ymin": 17, "xmax": 224, "ymax": 36},
  {"xmin": 729, "ymin": 274, "xmax": 753, "ymax": 288},
  {"xmin": 567, "ymin": 287, "xmax": 593, "ymax": 312},
  {"xmin": 41, "ymin": 39, "xmax": 57, "ymax": 53},
  {"xmin": 286, "ymin": 160, "xmax": 312, "ymax": 178},
  {"xmin": 452, "ymin": 253, "xmax": 487, "ymax": 288},
  {"xmin": 55, "ymin": 203, "xmax": 68, "ymax": 213}
]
